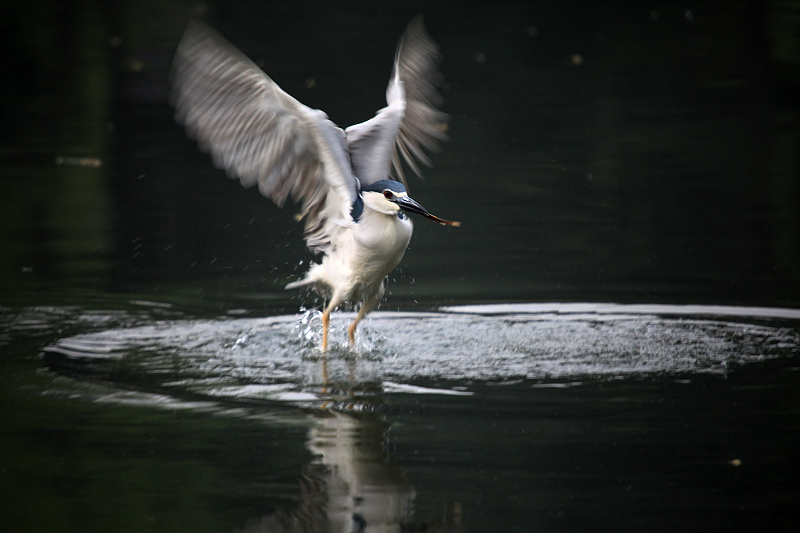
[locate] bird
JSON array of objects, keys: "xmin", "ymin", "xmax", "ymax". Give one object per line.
[{"xmin": 170, "ymin": 17, "xmax": 459, "ymax": 352}]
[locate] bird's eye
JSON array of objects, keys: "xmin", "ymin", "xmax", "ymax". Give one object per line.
[{"xmin": 383, "ymin": 190, "xmax": 394, "ymax": 200}]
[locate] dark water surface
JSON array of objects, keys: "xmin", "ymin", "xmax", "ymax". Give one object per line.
[
  {"xmin": 3, "ymin": 303, "xmax": 800, "ymax": 532},
  {"xmin": 2, "ymin": 1, "xmax": 800, "ymax": 532}
]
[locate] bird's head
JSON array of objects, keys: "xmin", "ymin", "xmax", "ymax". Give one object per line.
[{"xmin": 362, "ymin": 180, "xmax": 461, "ymax": 226}]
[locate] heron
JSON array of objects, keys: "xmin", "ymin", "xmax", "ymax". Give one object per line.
[{"xmin": 170, "ymin": 18, "xmax": 459, "ymax": 351}]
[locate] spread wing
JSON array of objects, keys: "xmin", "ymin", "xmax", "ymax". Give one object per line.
[
  {"xmin": 344, "ymin": 17, "xmax": 448, "ymax": 189},
  {"xmin": 170, "ymin": 20, "xmax": 358, "ymax": 253}
]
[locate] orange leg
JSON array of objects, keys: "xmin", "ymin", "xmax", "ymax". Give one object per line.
[
  {"xmin": 347, "ymin": 302, "xmax": 372, "ymax": 347},
  {"xmin": 321, "ymin": 310, "xmax": 330, "ymax": 352},
  {"xmin": 347, "ymin": 319, "xmax": 358, "ymax": 347}
]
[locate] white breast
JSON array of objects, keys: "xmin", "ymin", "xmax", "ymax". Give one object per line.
[
  {"xmin": 352, "ymin": 208, "xmax": 413, "ymax": 284},
  {"xmin": 296, "ymin": 204, "xmax": 413, "ymax": 306}
]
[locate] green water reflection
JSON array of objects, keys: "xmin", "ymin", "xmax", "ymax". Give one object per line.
[{"xmin": 1, "ymin": 387, "xmax": 311, "ymax": 532}]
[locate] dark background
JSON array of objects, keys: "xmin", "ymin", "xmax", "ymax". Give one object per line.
[{"xmin": 2, "ymin": 0, "xmax": 799, "ymax": 312}]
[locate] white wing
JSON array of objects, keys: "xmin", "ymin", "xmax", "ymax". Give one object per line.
[
  {"xmin": 345, "ymin": 17, "xmax": 448, "ymax": 189},
  {"xmin": 170, "ymin": 20, "xmax": 358, "ymax": 253}
]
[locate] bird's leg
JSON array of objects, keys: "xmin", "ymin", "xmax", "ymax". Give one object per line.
[
  {"xmin": 321, "ymin": 309, "xmax": 331, "ymax": 352},
  {"xmin": 347, "ymin": 318, "xmax": 359, "ymax": 347},
  {"xmin": 348, "ymin": 299, "xmax": 377, "ymax": 347},
  {"xmin": 320, "ymin": 292, "xmax": 344, "ymax": 352},
  {"xmin": 320, "ymin": 311, "xmax": 330, "ymax": 407}
]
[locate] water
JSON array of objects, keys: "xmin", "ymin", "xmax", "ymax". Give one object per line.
[
  {"xmin": 2, "ymin": 1, "xmax": 800, "ymax": 532},
  {"xmin": 39, "ymin": 304, "xmax": 800, "ymax": 393},
  {"xmin": 2, "ymin": 303, "xmax": 799, "ymax": 531}
]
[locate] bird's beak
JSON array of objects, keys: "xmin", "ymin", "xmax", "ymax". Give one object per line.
[{"xmin": 396, "ymin": 196, "xmax": 461, "ymax": 227}]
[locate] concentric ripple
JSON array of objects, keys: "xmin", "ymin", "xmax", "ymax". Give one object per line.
[{"xmin": 42, "ymin": 303, "xmax": 800, "ymax": 406}]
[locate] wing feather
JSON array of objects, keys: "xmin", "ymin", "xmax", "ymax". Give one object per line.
[
  {"xmin": 170, "ymin": 20, "xmax": 357, "ymax": 253},
  {"xmin": 345, "ymin": 17, "xmax": 448, "ymax": 189}
]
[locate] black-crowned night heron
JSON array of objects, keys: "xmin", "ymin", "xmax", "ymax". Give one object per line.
[{"xmin": 171, "ymin": 18, "xmax": 459, "ymax": 351}]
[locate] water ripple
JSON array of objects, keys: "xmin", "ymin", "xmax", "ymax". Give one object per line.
[{"xmin": 41, "ymin": 303, "xmax": 799, "ymax": 407}]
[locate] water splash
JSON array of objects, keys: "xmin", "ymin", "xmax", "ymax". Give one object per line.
[
  {"xmin": 36, "ymin": 304, "xmax": 800, "ymax": 409},
  {"xmin": 294, "ymin": 306, "xmax": 323, "ymax": 348}
]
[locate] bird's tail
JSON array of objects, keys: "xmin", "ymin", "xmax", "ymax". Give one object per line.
[{"xmin": 285, "ymin": 278, "xmax": 313, "ymax": 290}]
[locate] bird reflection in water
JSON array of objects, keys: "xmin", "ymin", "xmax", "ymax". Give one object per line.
[
  {"xmin": 239, "ymin": 409, "xmax": 466, "ymax": 532},
  {"xmin": 238, "ymin": 384, "xmax": 464, "ymax": 532}
]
